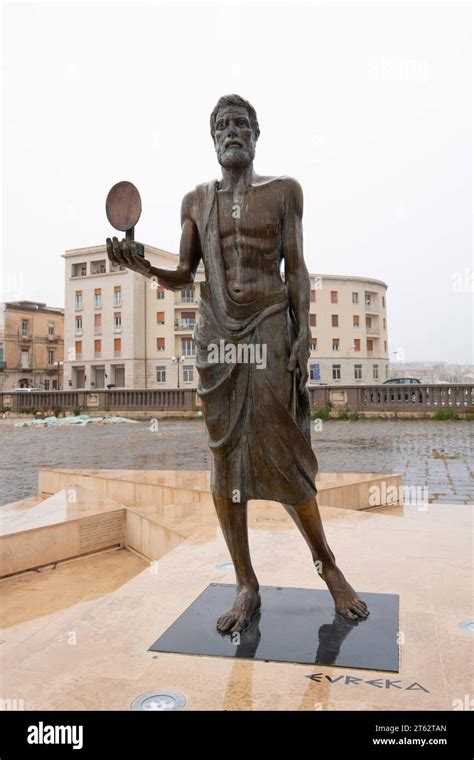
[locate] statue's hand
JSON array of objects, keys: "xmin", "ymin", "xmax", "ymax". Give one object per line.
[
  {"xmin": 106, "ymin": 236, "xmax": 153, "ymax": 278},
  {"xmin": 287, "ymin": 332, "xmax": 310, "ymax": 393}
]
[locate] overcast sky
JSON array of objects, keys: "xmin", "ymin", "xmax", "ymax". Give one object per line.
[{"xmin": 2, "ymin": 0, "xmax": 472, "ymax": 363}]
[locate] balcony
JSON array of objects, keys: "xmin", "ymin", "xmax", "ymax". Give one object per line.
[
  {"xmin": 19, "ymin": 333, "xmax": 32, "ymax": 341},
  {"xmin": 365, "ymin": 303, "xmax": 379, "ymax": 314},
  {"xmin": 365, "ymin": 326, "xmax": 380, "ymax": 337},
  {"xmin": 174, "ymin": 320, "xmax": 197, "ymax": 331},
  {"xmin": 175, "ymin": 298, "xmax": 198, "ymax": 307},
  {"xmin": 90, "ymin": 261, "xmax": 107, "ymax": 275}
]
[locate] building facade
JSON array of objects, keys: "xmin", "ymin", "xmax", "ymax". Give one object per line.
[
  {"xmin": 0, "ymin": 301, "xmax": 64, "ymax": 391},
  {"xmin": 308, "ymin": 274, "xmax": 389, "ymax": 385},
  {"xmin": 63, "ymin": 245, "xmax": 388, "ymax": 389}
]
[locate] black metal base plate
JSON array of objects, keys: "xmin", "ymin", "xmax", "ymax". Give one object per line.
[{"xmin": 149, "ymin": 584, "xmax": 400, "ymax": 672}]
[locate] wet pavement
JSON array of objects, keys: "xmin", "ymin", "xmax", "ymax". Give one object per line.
[{"xmin": 0, "ymin": 419, "xmax": 472, "ymax": 506}]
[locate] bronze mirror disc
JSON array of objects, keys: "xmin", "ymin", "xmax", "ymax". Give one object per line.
[{"xmin": 106, "ymin": 181, "xmax": 142, "ymax": 232}]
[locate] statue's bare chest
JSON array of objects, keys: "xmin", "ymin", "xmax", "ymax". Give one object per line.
[{"xmin": 216, "ymin": 188, "xmax": 282, "ymax": 242}]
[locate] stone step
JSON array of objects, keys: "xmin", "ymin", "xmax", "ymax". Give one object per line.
[
  {"xmin": 37, "ymin": 468, "xmax": 404, "ymax": 511},
  {"xmin": 0, "ymin": 484, "xmax": 126, "ymax": 577}
]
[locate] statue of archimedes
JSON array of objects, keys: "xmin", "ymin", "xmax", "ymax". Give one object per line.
[{"xmin": 107, "ymin": 94, "xmax": 369, "ymax": 634}]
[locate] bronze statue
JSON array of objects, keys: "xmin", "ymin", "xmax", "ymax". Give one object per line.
[{"xmin": 107, "ymin": 94, "xmax": 369, "ymax": 634}]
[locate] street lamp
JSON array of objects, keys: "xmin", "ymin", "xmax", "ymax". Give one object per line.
[{"xmin": 171, "ymin": 355, "xmax": 185, "ymax": 388}]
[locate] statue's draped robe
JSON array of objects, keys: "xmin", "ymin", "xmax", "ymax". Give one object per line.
[{"xmin": 194, "ymin": 180, "xmax": 318, "ymax": 506}]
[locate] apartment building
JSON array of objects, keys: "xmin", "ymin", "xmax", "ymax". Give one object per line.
[
  {"xmin": 308, "ymin": 274, "xmax": 389, "ymax": 384},
  {"xmin": 0, "ymin": 301, "xmax": 64, "ymax": 391},
  {"xmin": 63, "ymin": 245, "xmax": 388, "ymax": 389}
]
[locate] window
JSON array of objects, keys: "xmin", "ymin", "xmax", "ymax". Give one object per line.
[
  {"xmin": 94, "ymin": 313, "xmax": 102, "ymax": 334},
  {"xmin": 114, "ymin": 312, "xmax": 122, "ymax": 332},
  {"xmin": 183, "ymin": 365, "xmax": 194, "ymax": 382},
  {"xmin": 354, "ymin": 365, "xmax": 362, "ymax": 380},
  {"xmin": 21, "ymin": 319, "xmax": 29, "ymax": 336},
  {"xmin": 75, "ymin": 316, "xmax": 82, "ymax": 335},
  {"xmin": 310, "ymin": 363, "xmax": 320, "ymax": 381},
  {"xmin": 113, "ymin": 286, "xmax": 122, "ymax": 307},
  {"xmin": 114, "ymin": 338, "xmax": 121, "ymax": 357},
  {"xmin": 0, "ymin": 345, "xmax": 3, "ymax": 365},
  {"xmin": 156, "ymin": 287, "xmax": 165, "ymax": 300},
  {"xmin": 330, "ymin": 291, "xmax": 338, "ymax": 304},
  {"xmin": 181, "ymin": 287, "xmax": 195, "ymax": 303},
  {"xmin": 353, "ymin": 315, "xmax": 359, "ymax": 327},
  {"xmin": 44, "ymin": 380, "xmax": 50, "ymax": 390},
  {"xmin": 182, "ymin": 338, "xmax": 196, "ymax": 356},
  {"xmin": 310, "ymin": 290, "xmax": 316, "ymax": 303},
  {"xmin": 384, "ymin": 340, "xmax": 387, "ymax": 353},
  {"xmin": 157, "ymin": 337, "xmax": 165, "ymax": 351},
  {"xmin": 331, "ymin": 314, "xmax": 339, "ymax": 327},
  {"xmin": 332, "ymin": 364, "xmax": 341, "ymax": 380},
  {"xmin": 52, "ymin": 379, "xmax": 58, "ymax": 390},
  {"xmin": 373, "ymin": 364, "xmax": 379, "ymax": 380},
  {"xmin": 48, "ymin": 323, "xmax": 55, "ymax": 336},
  {"xmin": 367, "ymin": 339, "xmax": 374, "ymax": 352},
  {"xmin": 383, "ymin": 318, "xmax": 386, "ymax": 330},
  {"xmin": 354, "ymin": 339, "xmax": 360, "ymax": 351},
  {"xmin": 75, "ymin": 341, "xmax": 82, "ymax": 359},
  {"xmin": 94, "ymin": 288, "xmax": 102, "ymax": 309},
  {"xmin": 94, "ymin": 339, "xmax": 101, "ymax": 357},
  {"xmin": 352, "ymin": 292, "xmax": 359, "ymax": 304},
  {"xmin": 332, "ymin": 338, "xmax": 339, "ymax": 351},
  {"xmin": 47, "ymin": 349, "xmax": 55, "ymax": 365},
  {"xmin": 310, "ymin": 339, "xmax": 318, "ymax": 351},
  {"xmin": 156, "ymin": 311, "xmax": 165, "ymax": 325},
  {"xmin": 385, "ymin": 365, "xmax": 389, "ymax": 378},
  {"xmin": 382, "ymin": 296, "xmax": 385, "ymax": 308},
  {"xmin": 21, "ymin": 349, "xmax": 29, "ymax": 368},
  {"xmin": 75, "ymin": 291, "xmax": 83, "ymax": 310},
  {"xmin": 366, "ymin": 318, "xmax": 372, "ymax": 329},
  {"xmin": 309, "ymin": 314, "xmax": 316, "ymax": 327},
  {"xmin": 156, "ymin": 366, "xmax": 166, "ymax": 383}
]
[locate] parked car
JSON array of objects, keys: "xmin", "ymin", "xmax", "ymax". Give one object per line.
[{"xmin": 383, "ymin": 377, "xmax": 421, "ymax": 385}]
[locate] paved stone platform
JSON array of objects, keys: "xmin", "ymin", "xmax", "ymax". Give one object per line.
[{"xmin": 0, "ymin": 496, "xmax": 471, "ymax": 711}]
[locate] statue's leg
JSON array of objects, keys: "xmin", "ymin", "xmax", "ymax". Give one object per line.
[
  {"xmin": 282, "ymin": 497, "xmax": 369, "ymax": 620},
  {"xmin": 213, "ymin": 495, "xmax": 261, "ymax": 634}
]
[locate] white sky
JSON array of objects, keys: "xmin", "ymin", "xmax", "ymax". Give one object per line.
[{"xmin": 2, "ymin": 0, "xmax": 472, "ymax": 363}]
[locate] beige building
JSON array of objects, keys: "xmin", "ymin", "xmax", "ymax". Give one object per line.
[
  {"xmin": 308, "ymin": 274, "xmax": 389, "ymax": 385},
  {"xmin": 0, "ymin": 301, "xmax": 64, "ymax": 391},
  {"xmin": 63, "ymin": 245, "xmax": 388, "ymax": 389}
]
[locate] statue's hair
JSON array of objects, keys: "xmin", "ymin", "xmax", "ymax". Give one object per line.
[{"xmin": 210, "ymin": 94, "xmax": 260, "ymax": 141}]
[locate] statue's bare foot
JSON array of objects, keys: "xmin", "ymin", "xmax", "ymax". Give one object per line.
[
  {"xmin": 322, "ymin": 565, "xmax": 369, "ymax": 621},
  {"xmin": 216, "ymin": 587, "xmax": 261, "ymax": 635}
]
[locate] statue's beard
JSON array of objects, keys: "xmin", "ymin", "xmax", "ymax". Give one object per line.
[{"xmin": 218, "ymin": 146, "xmax": 254, "ymax": 169}]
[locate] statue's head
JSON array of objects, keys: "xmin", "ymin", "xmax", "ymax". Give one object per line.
[{"xmin": 210, "ymin": 94, "xmax": 259, "ymax": 169}]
